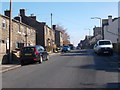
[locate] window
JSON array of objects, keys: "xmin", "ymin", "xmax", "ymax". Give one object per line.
[
  {"xmin": 99, "ymin": 41, "xmax": 111, "ymax": 45},
  {"xmin": 31, "ymin": 29, "xmax": 34, "ymax": 36},
  {"xmin": 28, "ymin": 28, "xmax": 30, "ymax": 35},
  {"xmin": 49, "ymin": 30, "xmax": 52, "ymax": 36},
  {"xmin": 39, "ymin": 46, "xmax": 44, "ymax": 51},
  {"xmin": 2, "ymin": 19, "xmax": 6, "ymax": 30},
  {"xmin": 22, "ymin": 26, "xmax": 26, "ymax": 35},
  {"xmin": 16, "ymin": 42, "xmax": 19, "ymax": 48},
  {"xmin": 17, "ymin": 24, "xmax": 21, "ymax": 34}
]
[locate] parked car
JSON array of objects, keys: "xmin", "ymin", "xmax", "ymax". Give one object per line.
[
  {"xmin": 68, "ymin": 44, "xmax": 74, "ymax": 50},
  {"xmin": 76, "ymin": 46, "xmax": 81, "ymax": 50},
  {"xmin": 61, "ymin": 45, "xmax": 71, "ymax": 52},
  {"xmin": 20, "ymin": 45, "xmax": 49, "ymax": 65},
  {"xmin": 94, "ymin": 40, "xmax": 113, "ymax": 55}
]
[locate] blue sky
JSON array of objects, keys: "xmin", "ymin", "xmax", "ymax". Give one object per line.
[{"xmin": 1, "ymin": 2, "xmax": 118, "ymax": 46}]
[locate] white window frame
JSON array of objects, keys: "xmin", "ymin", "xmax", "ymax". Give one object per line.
[
  {"xmin": 28, "ymin": 28, "xmax": 30, "ymax": 35},
  {"xmin": 22, "ymin": 26, "xmax": 26, "ymax": 35},
  {"xmin": 18, "ymin": 24, "xmax": 21, "ymax": 34},
  {"xmin": 2, "ymin": 19, "xmax": 6, "ymax": 30}
]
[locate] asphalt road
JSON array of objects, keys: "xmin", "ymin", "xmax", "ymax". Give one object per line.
[{"xmin": 2, "ymin": 49, "xmax": 120, "ymax": 88}]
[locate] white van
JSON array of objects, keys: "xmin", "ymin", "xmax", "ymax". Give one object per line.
[{"xmin": 94, "ymin": 40, "xmax": 113, "ymax": 55}]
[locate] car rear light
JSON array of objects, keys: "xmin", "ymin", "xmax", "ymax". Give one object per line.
[
  {"xmin": 34, "ymin": 59, "xmax": 37, "ymax": 60},
  {"xmin": 34, "ymin": 47, "xmax": 39, "ymax": 55},
  {"xmin": 34, "ymin": 47, "xmax": 36, "ymax": 52},
  {"xmin": 35, "ymin": 52, "xmax": 39, "ymax": 55}
]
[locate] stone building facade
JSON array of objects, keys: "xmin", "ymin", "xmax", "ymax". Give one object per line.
[
  {"xmin": 55, "ymin": 30, "xmax": 63, "ymax": 47},
  {"xmin": 53, "ymin": 25, "xmax": 63, "ymax": 47},
  {"xmin": 93, "ymin": 26, "xmax": 102, "ymax": 37},
  {"xmin": 14, "ymin": 9, "xmax": 55, "ymax": 48},
  {"xmin": 103, "ymin": 16, "xmax": 119, "ymax": 43},
  {"xmin": 0, "ymin": 13, "xmax": 36, "ymax": 54},
  {"xmin": 118, "ymin": 18, "xmax": 120, "ymax": 43},
  {"xmin": 44, "ymin": 25, "xmax": 55, "ymax": 47}
]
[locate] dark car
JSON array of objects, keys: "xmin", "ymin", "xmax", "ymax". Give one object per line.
[{"xmin": 20, "ymin": 45, "xmax": 49, "ymax": 65}]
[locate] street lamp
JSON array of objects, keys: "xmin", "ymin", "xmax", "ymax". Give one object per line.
[
  {"xmin": 91, "ymin": 17, "xmax": 103, "ymax": 39},
  {"xmin": 85, "ymin": 28, "xmax": 91, "ymax": 36},
  {"xmin": 91, "ymin": 17, "xmax": 102, "ymax": 27}
]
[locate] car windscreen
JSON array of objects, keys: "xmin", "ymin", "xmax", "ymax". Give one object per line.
[
  {"xmin": 99, "ymin": 41, "xmax": 111, "ymax": 45},
  {"xmin": 22, "ymin": 47, "xmax": 35, "ymax": 53},
  {"xmin": 63, "ymin": 46, "xmax": 69, "ymax": 48}
]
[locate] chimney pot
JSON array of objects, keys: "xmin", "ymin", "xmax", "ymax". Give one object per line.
[
  {"xmin": 29, "ymin": 14, "xmax": 36, "ymax": 20},
  {"xmin": 52, "ymin": 25, "xmax": 56, "ymax": 30},
  {"xmin": 20, "ymin": 9, "xmax": 26, "ymax": 16},
  {"xmin": 108, "ymin": 15, "xmax": 112, "ymax": 25},
  {"xmin": 4, "ymin": 10, "xmax": 10, "ymax": 17}
]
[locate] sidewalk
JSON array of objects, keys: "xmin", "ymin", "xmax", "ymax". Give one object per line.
[
  {"xmin": 111, "ymin": 53, "xmax": 120, "ymax": 61},
  {"xmin": 0, "ymin": 52, "xmax": 60, "ymax": 73}
]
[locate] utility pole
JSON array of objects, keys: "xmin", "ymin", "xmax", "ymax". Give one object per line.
[
  {"xmin": 91, "ymin": 17, "xmax": 102, "ymax": 39},
  {"xmin": 85, "ymin": 28, "xmax": 91, "ymax": 36},
  {"xmin": 51, "ymin": 13, "xmax": 52, "ymax": 29},
  {"xmin": 9, "ymin": 0, "xmax": 12, "ymax": 63}
]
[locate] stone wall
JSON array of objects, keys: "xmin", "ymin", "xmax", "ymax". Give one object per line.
[
  {"xmin": 113, "ymin": 43, "xmax": 120, "ymax": 55},
  {"xmin": 44, "ymin": 25, "xmax": 55, "ymax": 47}
]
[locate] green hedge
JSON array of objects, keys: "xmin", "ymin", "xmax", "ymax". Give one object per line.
[{"xmin": 45, "ymin": 46, "xmax": 53, "ymax": 52}]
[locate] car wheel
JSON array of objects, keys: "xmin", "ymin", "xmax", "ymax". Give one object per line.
[
  {"xmin": 39, "ymin": 56, "xmax": 43, "ymax": 64},
  {"xmin": 21, "ymin": 60, "xmax": 25, "ymax": 66},
  {"xmin": 46, "ymin": 55, "xmax": 49, "ymax": 61}
]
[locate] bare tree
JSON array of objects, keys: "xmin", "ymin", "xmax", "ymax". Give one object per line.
[{"xmin": 56, "ymin": 24, "xmax": 70, "ymax": 44}]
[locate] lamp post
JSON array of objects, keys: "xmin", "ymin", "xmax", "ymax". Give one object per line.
[
  {"xmin": 85, "ymin": 28, "xmax": 91, "ymax": 36},
  {"xmin": 91, "ymin": 17, "xmax": 103, "ymax": 39},
  {"xmin": 91, "ymin": 17, "xmax": 101, "ymax": 27},
  {"xmin": 8, "ymin": 0, "xmax": 12, "ymax": 63}
]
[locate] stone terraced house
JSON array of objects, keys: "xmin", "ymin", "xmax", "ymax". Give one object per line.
[{"xmin": 0, "ymin": 12, "xmax": 36, "ymax": 56}]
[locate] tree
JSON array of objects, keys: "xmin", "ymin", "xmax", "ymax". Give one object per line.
[{"xmin": 56, "ymin": 24, "xmax": 70, "ymax": 45}]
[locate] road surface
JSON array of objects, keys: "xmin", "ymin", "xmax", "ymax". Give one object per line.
[{"xmin": 2, "ymin": 49, "xmax": 120, "ymax": 88}]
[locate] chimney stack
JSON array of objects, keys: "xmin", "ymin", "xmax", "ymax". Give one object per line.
[
  {"xmin": 52, "ymin": 25, "xmax": 56, "ymax": 30},
  {"xmin": 4, "ymin": 10, "xmax": 10, "ymax": 17},
  {"xmin": 20, "ymin": 9, "xmax": 26, "ymax": 16},
  {"xmin": 108, "ymin": 15, "xmax": 112, "ymax": 25},
  {"xmin": 29, "ymin": 14, "xmax": 36, "ymax": 20}
]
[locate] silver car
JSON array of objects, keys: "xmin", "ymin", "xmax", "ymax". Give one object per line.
[{"xmin": 94, "ymin": 40, "xmax": 113, "ymax": 55}]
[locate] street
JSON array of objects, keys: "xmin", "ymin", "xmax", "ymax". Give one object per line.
[{"xmin": 2, "ymin": 49, "xmax": 120, "ymax": 88}]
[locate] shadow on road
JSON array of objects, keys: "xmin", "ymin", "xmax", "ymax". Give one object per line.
[
  {"xmin": 60, "ymin": 50, "xmax": 91, "ymax": 56},
  {"xmin": 105, "ymin": 83, "xmax": 120, "ymax": 88},
  {"xmin": 63, "ymin": 49, "xmax": 120, "ymax": 73},
  {"xmin": 80, "ymin": 64, "xmax": 120, "ymax": 72}
]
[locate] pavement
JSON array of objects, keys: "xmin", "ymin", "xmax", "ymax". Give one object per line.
[
  {"xmin": 0, "ymin": 51, "xmax": 120, "ymax": 73},
  {"xmin": 0, "ymin": 52, "xmax": 60, "ymax": 73},
  {"xmin": 112, "ymin": 53, "xmax": 120, "ymax": 61}
]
